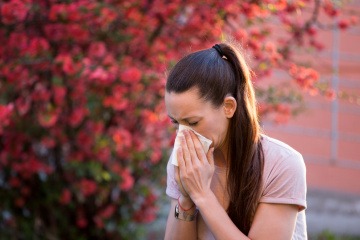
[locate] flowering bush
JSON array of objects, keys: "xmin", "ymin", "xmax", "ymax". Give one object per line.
[{"xmin": 0, "ymin": 0, "xmax": 356, "ymax": 239}]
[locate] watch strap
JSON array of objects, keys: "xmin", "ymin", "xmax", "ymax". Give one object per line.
[{"xmin": 174, "ymin": 204, "xmax": 198, "ymax": 221}]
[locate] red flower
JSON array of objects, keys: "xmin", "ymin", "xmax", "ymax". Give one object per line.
[
  {"xmin": 59, "ymin": 189, "xmax": 72, "ymax": 205},
  {"xmin": 89, "ymin": 67, "xmax": 114, "ymax": 86},
  {"xmin": 338, "ymin": 19, "xmax": 350, "ymax": 30},
  {"xmin": 15, "ymin": 97, "xmax": 31, "ymax": 116},
  {"xmin": 150, "ymin": 150, "xmax": 161, "ymax": 164},
  {"xmin": 323, "ymin": 1, "xmax": 339, "ymax": 17},
  {"xmin": 0, "ymin": 103, "xmax": 14, "ymax": 135},
  {"xmin": 21, "ymin": 187, "xmax": 31, "ymax": 196},
  {"xmin": 325, "ymin": 89, "xmax": 336, "ymax": 101},
  {"xmin": 289, "ymin": 64, "xmax": 319, "ymax": 91},
  {"xmin": 133, "ymin": 193, "xmax": 158, "ymax": 223},
  {"xmin": 1, "ymin": 0, "xmax": 29, "ymax": 25},
  {"xmin": 38, "ymin": 107, "xmax": 59, "ymax": 128},
  {"xmin": 15, "ymin": 197, "xmax": 25, "ymax": 208},
  {"xmin": 97, "ymin": 7, "xmax": 117, "ymax": 29},
  {"xmin": 55, "ymin": 54, "xmax": 77, "ymax": 75},
  {"xmin": 96, "ymin": 147, "xmax": 110, "ymax": 164},
  {"xmin": 76, "ymin": 214, "xmax": 88, "ymax": 228},
  {"xmin": 93, "ymin": 215, "xmax": 104, "ymax": 229},
  {"xmin": 119, "ymin": 168, "xmax": 134, "ymax": 191},
  {"xmin": 103, "ymin": 85, "xmax": 129, "ymax": 111},
  {"xmin": 88, "ymin": 42, "xmax": 107, "ymax": 58},
  {"xmin": 69, "ymin": 107, "xmax": 88, "ymax": 127},
  {"xmin": 41, "ymin": 136, "xmax": 56, "ymax": 148},
  {"xmin": 79, "ymin": 179, "xmax": 97, "ymax": 197},
  {"xmin": 44, "ymin": 24, "xmax": 67, "ymax": 42},
  {"xmin": 120, "ymin": 67, "xmax": 142, "ymax": 84},
  {"xmin": 100, "ymin": 205, "xmax": 115, "ymax": 219},
  {"xmin": 9, "ymin": 177, "xmax": 21, "ymax": 188},
  {"xmin": 27, "ymin": 37, "xmax": 50, "ymax": 57},
  {"xmin": 48, "ymin": 4, "xmax": 67, "ymax": 21},
  {"xmin": 53, "ymin": 86, "xmax": 67, "ymax": 106},
  {"xmin": 67, "ymin": 24, "xmax": 89, "ymax": 43}
]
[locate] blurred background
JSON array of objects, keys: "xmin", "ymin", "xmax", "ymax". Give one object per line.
[{"xmin": 0, "ymin": 0, "xmax": 359, "ymax": 239}]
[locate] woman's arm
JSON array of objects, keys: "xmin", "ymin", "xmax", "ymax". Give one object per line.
[
  {"xmin": 195, "ymin": 191, "xmax": 298, "ymax": 240},
  {"xmin": 164, "ymin": 196, "xmax": 197, "ymax": 240}
]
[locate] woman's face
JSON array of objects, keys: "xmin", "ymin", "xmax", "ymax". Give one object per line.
[{"xmin": 165, "ymin": 87, "xmax": 230, "ymax": 150}]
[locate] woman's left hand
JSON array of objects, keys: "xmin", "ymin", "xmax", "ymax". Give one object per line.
[{"xmin": 177, "ymin": 129, "xmax": 215, "ymax": 204}]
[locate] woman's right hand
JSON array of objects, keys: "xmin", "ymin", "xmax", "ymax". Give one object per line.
[{"xmin": 174, "ymin": 166, "xmax": 194, "ymax": 207}]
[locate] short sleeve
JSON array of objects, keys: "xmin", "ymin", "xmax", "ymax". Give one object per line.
[
  {"xmin": 166, "ymin": 152, "xmax": 181, "ymax": 199},
  {"xmin": 260, "ymin": 152, "xmax": 307, "ymax": 211}
]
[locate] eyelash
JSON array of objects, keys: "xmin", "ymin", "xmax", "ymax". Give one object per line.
[
  {"xmin": 188, "ymin": 122, "xmax": 198, "ymax": 126},
  {"xmin": 170, "ymin": 120, "xmax": 198, "ymax": 127}
]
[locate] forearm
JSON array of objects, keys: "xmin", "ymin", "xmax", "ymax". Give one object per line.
[
  {"xmin": 195, "ymin": 192, "xmax": 250, "ymax": 240},
  {"xmin": 164, "ymin": 198, "xmax": 197, "ymax": 240}
]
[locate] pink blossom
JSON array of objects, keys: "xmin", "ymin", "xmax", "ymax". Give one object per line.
[
  {"xmin": 1, "ymin": 0, "xmax": 29, "ymax": 25},
  {"xmin": 15, "ymin": 97, "xmax": 31, "ymax": 116},
  {"xmin": 37, "ymin": 107, "xmax": 59, "ymax": 128},
  {"xmin": 89, "ymin": 42, "xmax": 107, "ymax": 58},
  {"xmin": 59, "ymin": 189, "xmax": 72, "ymax": 205},
  {"xmin": 100, "ymin": 205, "xmax": 115, "ymax": 219},
  {"xmin": 119, "ymin": 168, "xmax": 134, "ymax": 191},
  {"xmin": 89, "ymin": 67, "xmax": 114, "ymax": 85},
  {"xmin": 69, "ymin": 107, "xmax": 88, "ymax": 127},
  {"xmin": 76, "ymin": 212, "xmax": 88, "ymax": 228},
  {"xmin": 79, "ymin": 179, "xmax": 97, "ymax": 197},
  {"xmin": 67, "ymin": 24, "xmax": 89, "ymax": 43},
  {"xmin": 325, "ymin": 89, "xmax": 336, "ymax": 101},
  {"xmin": 53, "ymin": 86, "xmax": 67, "ymax": 105},
  {"xmin": 48, "ymin": 4, "xmax": 67, "ymax": 21},
  {"xmin": 338, "ymin": 19, "xmax": 350, "ymax": 30},
  {"xmin": 41, "ymin": 137, "xmax": 56, "ymax": 148},
  {"xmin": 9, "ymin": 177, "xmax": 21, "ymax": 188},
  {"xmin": 44, "ymin": 24, "xmax": 67, "ymax": 42},
  {"xmin": 15, "ymin": 197, "xmax": 25, "ymax": 208},
  {"xmin": 27, "ymin": 37, "xmax": 50, "ymax": 57},
  {"xmin": 120, "ymin": 67, "xmax": 142, "ymax": 84},
  {"xmin": 0, "ymin": 104, "xmax": 14, "ymax": 135}
]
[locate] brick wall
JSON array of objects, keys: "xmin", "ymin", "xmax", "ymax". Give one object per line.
[{"xmin": 261, "ymin": 4, "xmax": 360, "ymax": 195}]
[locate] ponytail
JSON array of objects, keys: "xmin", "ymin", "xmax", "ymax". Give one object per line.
[{"xmin": 213, "ymin": 43, "xmax": 264, "ymax": 234}]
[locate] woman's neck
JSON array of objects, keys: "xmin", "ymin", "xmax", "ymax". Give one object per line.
[{"xmin": 213, "ymin": 148, "xmax": 228, "ymax": 168}]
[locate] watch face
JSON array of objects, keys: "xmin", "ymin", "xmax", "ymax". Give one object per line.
[{"xmin": 175, "ymin": 204, "xmax": 180, "ymax": 218}]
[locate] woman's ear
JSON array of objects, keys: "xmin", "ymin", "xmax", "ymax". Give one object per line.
[{"xmin": 223, "ymin": 96, "xmax": 237, "ymax": 118}]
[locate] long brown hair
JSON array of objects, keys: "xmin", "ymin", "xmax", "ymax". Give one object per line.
[{"xmin": 166, "ymin": 42, "xmax": 264, "ymax": 235}]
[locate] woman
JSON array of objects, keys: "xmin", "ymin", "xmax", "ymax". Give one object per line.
[{"xmin": 164, "ymin": 43, "xmax": 307, "ymax": 240}]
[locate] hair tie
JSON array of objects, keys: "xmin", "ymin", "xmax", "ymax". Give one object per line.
[{"xmin": 212, "ymin": 44, "xmax": 224, "ymax": 57}]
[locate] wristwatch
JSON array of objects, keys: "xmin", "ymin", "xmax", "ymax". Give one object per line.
[{"xmin": 174, "ymin": 204, "xmax": 198, "ymax": 221}]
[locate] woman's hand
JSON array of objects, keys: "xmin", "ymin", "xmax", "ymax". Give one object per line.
[{"xmin": 176, "ymin": 129, "xmax": 215, "ymax": 204}]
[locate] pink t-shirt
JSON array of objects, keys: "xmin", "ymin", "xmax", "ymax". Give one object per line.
[{"xmin": 166, "ymin": 134, "xmax": 307, "ymax": 240}]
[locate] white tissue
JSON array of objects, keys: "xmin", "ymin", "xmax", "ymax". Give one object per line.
[{"xmin": 171, "ymin": 124, "xmax": 212, "ymax": 166}]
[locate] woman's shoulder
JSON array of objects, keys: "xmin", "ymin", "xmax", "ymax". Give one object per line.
[
  {"xmin": 260, "ymin": 134, "xmax": 305, "ymax": 172},
  {"xmin": 261, "ymin": 134, "xmax": 302, "ymax": 160},
  {"xmin": 259, "ymin": 134, "xmax": 307, "ymax": 211}
]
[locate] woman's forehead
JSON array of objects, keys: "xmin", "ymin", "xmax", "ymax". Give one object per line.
[{"xmin": 165, "ymin": 89, "xmax": 207, "ymax": 116}]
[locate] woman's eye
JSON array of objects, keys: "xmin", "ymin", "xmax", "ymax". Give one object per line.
[
  {"xmin": 188, "ymin": 122, "xmax": 198, "ymax": 126},
  {"xmin": 171, "ymin": 120, "xmax": 178, "ymax": 125}
]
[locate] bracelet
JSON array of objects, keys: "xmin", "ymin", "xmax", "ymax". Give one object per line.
[
  {"xmin": 174, "ymin": 204, "xmax": 198, "ymax": 221},
  {"xmin": 177, "ymin": 196, "xmax": 195, "ymax": 211}
]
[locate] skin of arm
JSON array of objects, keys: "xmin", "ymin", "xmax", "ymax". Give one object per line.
[
  {"xmin": 164, "ymin": 197, "xmax": 197, "ymax": 240},
  {"xmin": 176, "ymin": 130, "xmax": 299, "ymax": 240}
]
